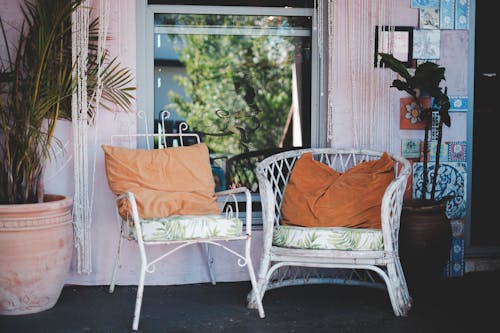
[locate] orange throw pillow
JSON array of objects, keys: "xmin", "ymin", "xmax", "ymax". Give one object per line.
[
  {"xmin": 102, "ymin": 143, "xmax": 220, "ymax": 219},
  {"xmin": 281, "ymin": 153, "xmax": 341, "ymax": 226},
  {"xmin": 281, "ymin": 152, "xmax": 395, "ymax": 229}
]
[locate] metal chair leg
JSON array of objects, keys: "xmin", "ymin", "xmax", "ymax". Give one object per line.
[
  {"xmin": 132, "ymin": 267, "xmax": 146, "ymax": 331},
  {"xmin": 109, "ymin": 235, "xmax": 123, "ymax": 293}
]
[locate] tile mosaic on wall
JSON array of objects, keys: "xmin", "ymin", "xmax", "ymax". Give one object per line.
[
  {"xmin": 428, "ymin": 141, "xmax": 448, "ymax": 162},
  {"xmin": 448, "ymin": 141, "xmax": 466, "ymax": 161},
  {"xmin": 400, "ymin": 97, "xmax": 430, "ymax": 129},
  {"xmin": 440, "ymin": 0, "xmax": 455, "ymax": 29},
  {"xmin": 455, "ymin": 0, "xmax": 470, "ymax": 30},
  {"xmin": 412, "ymin": 161, "xmax": 467, "ymax": 219},
  {"xmin": 402, "ymin": 138, "xmax": 421, "ymax": 159},
  {"xmin": 449, "ymin": 96, "xmax": 468, "ymax": 111},
  {"xmin": 444, "ymin": 218, "xmax": 465, "ymax": 278}
]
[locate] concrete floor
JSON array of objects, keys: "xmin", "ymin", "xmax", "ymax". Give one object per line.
[{"xmin": 1, "ymin": 270, "xmax": 499, "ymax": 333}]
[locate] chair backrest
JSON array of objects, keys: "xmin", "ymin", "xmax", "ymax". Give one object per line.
[
  {"xmin": 255, "ymin": 148, "xmax": 411, "ymax": 228},
  {"xmin": 110, "ymin": 122, "xmax": 200, "ymax": 150},
  {"xmin": 225, "ymin": 147, "xmax": 303, "ymax": 192}
]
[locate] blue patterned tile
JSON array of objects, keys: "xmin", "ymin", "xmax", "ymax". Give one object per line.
[
  {"xmin": 412, "ymin": 0, "xmax": 440, "ymax": 8},
  {"xmin": 440, "ymin": 0, "xmax": 455, "ymax": 29},
  {"xmin": 450, "ymin": 219, "xmax": 465, "ymax": 238},
  {"xmin": 412, "ymin": 162, "xmax": 467, "ymax": 219},
  {"xmin": 455, "ymin": 0, "xmax": 469, "ymax": 30},
  {"xmin": 449, "ymin": 96, "xmax": 468, "ymax": 111},
  {"xmin": 445, "ymin": 238, "xmax": 465, "ymax": 278}
]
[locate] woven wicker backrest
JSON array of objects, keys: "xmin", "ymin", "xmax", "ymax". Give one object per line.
[{"xmin": 255, "ymin": 148, "xmax": 411, "ymax": 228}]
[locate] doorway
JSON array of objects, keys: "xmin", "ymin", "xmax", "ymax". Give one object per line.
[{"xmin": 469, "ymin": 0, "xmax": 500, "ymax": 252}]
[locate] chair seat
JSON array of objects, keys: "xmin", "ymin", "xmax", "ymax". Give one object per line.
[
  {"xmin": 138, "ymin": 214, "xmax": 243, "ymax": 242},
  {"xmin": 272, "ymin": 225, "xmax": 383, "ymax": 251}
]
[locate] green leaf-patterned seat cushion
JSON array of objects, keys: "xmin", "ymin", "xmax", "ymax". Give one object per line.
[
  {"xmin": 272, "ymin": 225, "xmax": 383, "ymax": 251},
  {"xmin": 130, "ymin": 215, "xmax": 243, "ymax": 242}
]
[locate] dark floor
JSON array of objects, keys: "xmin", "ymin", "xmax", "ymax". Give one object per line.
[{"xmin": 1, "ymin": 270, "xmax": 499, "ymax": 333}]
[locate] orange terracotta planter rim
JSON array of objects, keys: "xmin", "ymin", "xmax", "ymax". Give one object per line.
[{"xmin": 0, "ymin": 194, "xmax": 73, "ymax": 231}]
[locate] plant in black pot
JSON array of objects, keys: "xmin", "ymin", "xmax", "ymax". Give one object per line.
[
  {"xmin": 378, "ymin": 53, "xmax": 453, "ymax": 292},
  {"xmin": 0, "ymin": 0, "xmax": 134, "ymax": 314}
]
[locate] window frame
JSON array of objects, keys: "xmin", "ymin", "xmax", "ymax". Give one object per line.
[{"xmin": 136, "ymin": 1, "xmax": 324, "ymax": 147}]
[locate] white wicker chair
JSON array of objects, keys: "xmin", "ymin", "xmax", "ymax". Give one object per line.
[
  {"xmin": 105, "ymin": 119, "xmax": 264, "ymax": 331},
  {"xmin": 247, "ymin": 148, "xmax": 412, "ymax": 317}
]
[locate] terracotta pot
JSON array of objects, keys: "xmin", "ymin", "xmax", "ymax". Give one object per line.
[
  {"xmin": 0, "ymin": 194, "xmax": 73, "ymax": 315},
  {"xmin": 399, "ymin": 199, "xmax": 452, "ymax": 292}
]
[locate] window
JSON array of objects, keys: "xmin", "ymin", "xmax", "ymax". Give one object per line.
[{"xmin": 137, "ymin": 1, "xmax": 322, "ymax": 223}]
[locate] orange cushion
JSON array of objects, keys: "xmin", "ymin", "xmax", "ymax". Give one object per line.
[
  {"xmin": 281, "ymin": 153, "xmax": 341, "ymax": 226},
  {"xmin": 281, "ymin": 152, "xmax": 395, "ymax": 229},
  {"xmin": 102, "ymin": 143, "xmax": 220, "ymax": 219}
]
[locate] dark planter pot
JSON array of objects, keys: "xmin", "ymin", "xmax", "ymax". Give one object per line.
[{"xmin": 399, "ymin": 199, "xmax": 452, "ymax": 294}]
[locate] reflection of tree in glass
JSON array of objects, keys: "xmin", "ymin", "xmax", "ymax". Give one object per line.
[{"xmin": 166, "ymin": 15, "xmax": 295, "ymax": 155}]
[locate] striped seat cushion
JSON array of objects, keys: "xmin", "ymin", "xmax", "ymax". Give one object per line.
[{"xmin": 272, "ymin": 225, "xmax": 383, "ymax": 251}]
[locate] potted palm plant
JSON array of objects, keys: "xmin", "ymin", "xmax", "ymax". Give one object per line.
[
  {"xmin": 0, "ymin": 0, "xmax": 134, "ymax": 314},
  {"xmin": 378, "ymin": 52, "xmax": 453, "ymax": 291}
]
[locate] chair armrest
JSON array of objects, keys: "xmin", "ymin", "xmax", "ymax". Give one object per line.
[
  {"xmin": 216, "ymin": 187, "xmax": 253, "ymax": 235},
  {"xmin": 380, "ymin": 170, "xmax": 410, "ymax": 252}
]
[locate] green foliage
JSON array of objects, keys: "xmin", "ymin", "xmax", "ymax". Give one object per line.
[
  {"xmin": 378, "ymin": 52, "xmax": 451, "ymax": 201},
  {"xmin": 166, "ymin": 15, "xmax": 294, "ymax": 155},
  {"xmin": 0, "ymin": 0, "xmax": 135, "ymax": 204}
]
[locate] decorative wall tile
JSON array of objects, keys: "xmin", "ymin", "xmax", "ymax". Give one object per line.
[
  {"xmin": 402, "ymin": 138, "xmax": 422, "ymax": 159},
  {"xmin": 450, "ymin": 218, "xmax": 465, "ymax": 238},
  {"xmin": 412, "ymin": 162, "xmax": 467, "ymax": 219},
  {"xmin": 448, "ymin": 141, "xmax": 466, "ymax": 161},
  {"xmin": 420, "ymin": 8, "xmax": 440, "ymax": 29},
  {"xmin": 455, "ymin": 0, "xmax": 469, "ymax": 30},
  {"xmin": 444, "ymin": 238, "xmax": 465, "ymax": 278},
  {"xmin": 440, "ymin": 0, "xmax": 455, "ymax": 29},
  {"xmin": 413, "ymin": 29, "xmax": 441, "ymax": 59},
  {"xmin": 449, "ymin": 96, "xmax": 468, "ymax": 111},
  {"xmin": 412, "ymin": 0, "xmax": 440, "ymax": 8},
  {"xmin": 429, "ymin": 141, "xmax": 449, "ymax": 162},
  {"xmin": 400, "ymin": 97, "xmax": 430, "ymax": 129}
]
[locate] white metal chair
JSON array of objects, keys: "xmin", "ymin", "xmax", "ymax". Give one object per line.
[
  {"xmin": 104, "ymin": 119, "xmax": 264, "ymax": 331},
  {"xmin": 247, "ymin": 148, "xmax": 412, "ymax": 317}
]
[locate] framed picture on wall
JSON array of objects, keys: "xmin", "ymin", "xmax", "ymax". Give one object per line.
[{"xmin": 374, "ymin": 26, "xmax": 414, "ymax": 68}]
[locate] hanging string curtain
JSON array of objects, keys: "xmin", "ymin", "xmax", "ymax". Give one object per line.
[
  {"xmin": 72, "ymin": 0, "xmax": 110, "ymax": 274},
  {"xmin": 326, "ymin": 0, "xmax": 397, "ymax": 152}
]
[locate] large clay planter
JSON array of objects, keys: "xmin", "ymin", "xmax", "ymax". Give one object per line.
[
  {"xmin": 0, "ymin": 194, "xmax": 73, "ymax": 315},
  {"xmin": 399, "ymin": 199, "xmax": 452, "ymax": 294}
]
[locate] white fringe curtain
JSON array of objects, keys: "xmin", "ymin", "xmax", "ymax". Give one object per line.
[
  {"xmin": 72, "ymin": 0, "xmax": 110, "ymax": 274},
  {"xmin": 326, "ymin": 0, "xmax": 397, "ymax": 152}
]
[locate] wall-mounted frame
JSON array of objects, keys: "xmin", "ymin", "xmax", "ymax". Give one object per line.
[{"xmin": 374, "ymin": 26, "xmax": 414, "ymax": 68}]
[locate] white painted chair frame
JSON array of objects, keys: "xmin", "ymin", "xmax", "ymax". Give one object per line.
[
  {"xmin": 107, "ymin": 120, "xmax": 264, "ymax": 331},
  {"xmin": 247, "ymin": 148, "xmax": 412, "ymax": 317}
]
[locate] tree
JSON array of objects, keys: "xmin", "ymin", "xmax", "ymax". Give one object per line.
[{"xmin": 165, "ymin": 14, "xmax": 295, "ymax": 155}]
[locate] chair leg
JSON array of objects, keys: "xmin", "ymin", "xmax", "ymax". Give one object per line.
[
  {"xmin": 248, "ymin": 259, "xmax": 266, "ymax": 318},
  {"xmin": 109, "ymin": 235, "xmax": 124, "ymax": 293},
  {"xmin": 385, "ymin": 261, "xmax": 412, "ymax": 316},
  {"xmin": 245, "ymin": 241, "xmax": 265, "ymax": 318},
  {"xmin": 132, "ymin": 267, "xmax": 146, "ymax": 331},
  {"xmin": 247, "ymin": 245, "xmax": 271, "ymax": 310},
  {"xmin": 204, "ymin": 243, "xmax": 216, "ymax": 285}
]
